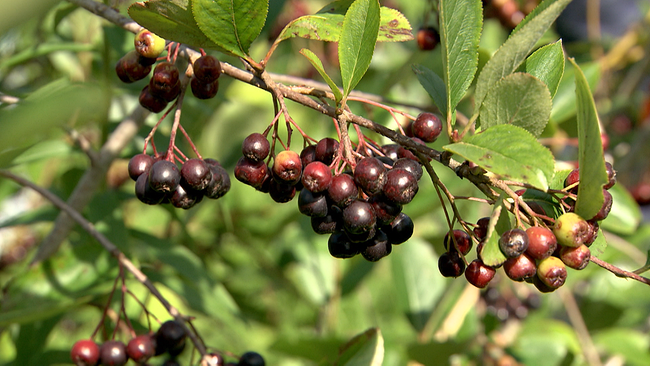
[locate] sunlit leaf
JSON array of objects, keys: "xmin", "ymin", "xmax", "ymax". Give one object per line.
[
  {"xmin": 335, "ymin": 328, "xmax": 384, "ymax": 366},
  {"xmin": 300, "ymin": 48, "xmax": 343, "ymax": 103},
  {"xmin": 525, "ymin": 40, "xmax": 565, "ymax": 98},
  {"xmin": 479, "ymin": 198, "xmax": 510, "ymax": 267}
]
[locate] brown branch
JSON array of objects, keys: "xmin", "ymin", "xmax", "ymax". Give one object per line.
[
  {"xmin": 590, "ymin": 255, "xmax": 650, "ymax": 286},
  {"xmin": 0, "ymin": 170, "xmax": 211, "ymax": 360}
]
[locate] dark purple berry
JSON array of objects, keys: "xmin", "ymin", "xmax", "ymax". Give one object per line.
[
  {"xmin": 412, "ymin": 112, "xmax": 443, "ymax": 142},
  {"xmin": 383, "ymin": 212, "xmax": 413, "ymax": 244},
  {"xmin": 438, "ymin": 251, "xmax": 465, "ymax": 278},
  {"xmin": 193, "ymin": 54, "xmax": 221, "ymax": 82},
  {"xmin": 115, "ymin": 50, "xmax": 152, "ymax": 83},
  {"xmin": 298, "ymin": 189, "xmax": 328, "ymax": 217},
  {"xmin": 128, "ymin": 154, "xmax": 154, "ymax": 181},
  {"xmin": 361, "ymin": 230, "xmax": 391, "ymax": 262},
  {"xmin": 302, "ymin": 161, "xmax": 332, "ymax": 193},
  {"xmin": 170, "ymin": 184, "xmax": 203, "ymax": 209},
  {"xmin": 268, "ymin": 180, "xmax": 296, "ymax": 203},
  {"xmin": 126, "ymin": 334, "xmax": 155, "ymax": 364},
  {"xmin": 342, "ymin": 200, "xmax": 376, "ymax": 235},
  {"xmin": 354, "ymin": 157, "xmax": 387, "ymax": 196},
  {"xmin": 392, "ymin": 158, "xmax": 423, "ymax": 180},
  {"xmin": 311, "ymin": 205, "xmax": 342, "ymax": 234},
  {"xmin": 383, "ymin": 169, "xmax": 418, "ymax": 204},
  {"xmin": 139, "ymin": 85, "xmax": 168, "ymax": 113},
  {"xmin": 155, "ymin": 320, "xmax": 186, "ymax": 356},
  {"xmin": 149, "ymin": 62, "xmax": 180, "ymax": 98},
  {"xmin": 191, "ymin": 77, "xmax": 219, "ymax": 99},
  {"xmin": 239, "ymin": 351, "xmax": 265, "ymax": 366},
  {"xmin": 315, "ymin": 138, "xmax": 339, "ymax": 165},
  {"xmin": 99, "ymin": 340, "xmax": 128, "ymax": 366},
  {"xmin": 473, "ymin": 217, "xmax": 490, "ymax": 241},
  {"xmin": 328, "ymin": 231, "xmax": 359, "ymax": 258},
  {"xmin": 381, "ymin": 144, "xmax": 400, "ymax": 161},
  {"xmin": 369, "ymin": 196, "xmax": 402, "ymax": 225},
  {"xmin": 327, "ymin": 174, "xmax": 359, "ymax": 207},
  {"xmin": 234, "ymin": 157, "xmax": 269, "ymax": 189},
  {"xmin": 416, "ymin": 26, "xmax": 440, "ymax": 51},
  {"xmin": 499, "ymin": 228, "xmax": 529, "ymax": 258},
  {"xmin": 148, "ymin": 160, "xmax": 180, "ymax": 193},
  {"xmin": 300, "ymin": 145, "xmax": 317, "ymax": 167},
  {"xmin": 205, "ymin": 164, "xmax": 231, "ymax": 199},
  {"xmin": 135, "ymin": 172, "xmax": 165, "ymax": 205},
  {"xmin": 180, "ymin": 158, "xmax": 212, "ymax": 191},
  {"xmin": 242, "ymin": 133, "xmax": 270, "ymax": 162}
]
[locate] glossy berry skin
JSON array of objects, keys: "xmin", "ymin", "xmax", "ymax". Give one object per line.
[
  {"xmin": 239, "ymin": 351, "xmax": 266, "ymax": 366},
  {"xmin": 342, "ymin": 200, "xmax": 377, "ymax": 235},
  {"xmin": 300, "ymin": 145, "xmax": 317, "ymax": 167},
  {"xmin": 155, "ymin": 320, "xmax": 186, "ymax": 356},
  {"xmin": 381, "ymin": 144, "xmax": 400, "ymax": 161},
  {"xmin": 269, "ymin": 180, "xmax": 297, "ymax": 203},
  {"xmin": 150, "ymin": 62, "xmax": 179, "ymax": 93},
  {"xmin": 444, "ymin": 230, "xmax": 472, "ymax": 255},
  {"xmin": 604, "ymin": 162, "xmax": 616, "ymax": 189},
  {"xmin": 370, "ymin": 196, "xmax": 402, "ymax": 225},
  {"xmin": 315, "ymin": 137, "xmax": 339, "ymax": 165},
  {"xmin": 525, "ymin": 226, "xmax": 557, "ymax": 260},
  {"xmin": 392, "ymin": 158, "xmax": 423, "ymax": 181},
  {"xmin": 126, "ymin": 334, "xmax": 155, "ymax": 364},
  {"xmin": 191, "ymin": 77, "xmax": 219, "ymax": 99},
  {"xmin": 148, "ymin": 160, "xmax": 180, "ymax": 193},
  {"xmin": 139, "ymin": 85, "xmax": 168, "ymax": 113},
  {"xmin": 327, "ymin": 174, "xmax": 359, "ymax": 208},
  {"xmin": 328, "ymin": 231, "xmax": 359, "ymax": 258},
  {"xmin": 553, "ymin": 213, "xmax": 590, "ymax": 247},
  {"xmin": 205, "ymin": 164, "xmax": 231, "ymax": 199},
  {"xmin": 474, "ymin": 217, "xmax": 490, "ymax": 241},
  {"xmin": 99, "ymin": 340, "xmax": 129, "ymax": 366},
  {"xmin": 591, "ymin": 189, "xmax": 613, "ymax": 221},
  {"xmin": 115, "ymin": 50, "xmax": 152, "ymax": 83},
  {"xmin": 71, "ymin": 339, "xmax": 100, "ymax": 366},
  {"xmin": 503, "ymin": 253, "xmax": 537, "ymax": 281},
  {"xmin": 354, "ymin": 157, "xmax": 387, "ymax": 196},
  {"xmin": 181, "ymin": 158, "xmax": 212, "ymax": 191},
  {"xmin": 135, "ymin": 172, "xmax": 165, "ymax": 205},
  {"xmin": 242, "ymin": 133, "xmax": 270, "ymax": 163},
  {"xmin": 273, "ymin": 150, "xmax": 302, "ymax": 185},
  {"xmin": 361, "ymin": 230, "xmax": 391, "ymax": 262},
  {"xmin": 128, "ymin": 154, "xmax": 154, "ymax": 181},
  {"xmin": 465, "ymin": 259, "xmax": 496, "ymax": 288},
  {"xmin": 438, "ymin": 251, "xmax": 466, "ymax": 278},
  {"xmin": 537, "ymin": 256, "xmax": 567, "ymax": 289},
  {"xmin": 412, "ymin": 112, "xmax": 443, "ymax": 143},
  {"xmin": 311, "ymin": 206, "xmax": 342, "ymax": 234},
  {"xmin": 234, "ymin": 157, "xmax": 269, "ymax": 189},
  {"xmin": 383, "ymin": 212, "xmax": 413, "ymax": 244},
  {"xmin": 564, "ymin": 168, "xmax": 580, "ymax": 191},
  {"xmin": 134, "ymin": 29, "xmax": 166, "ymax": 59},
  {"xmin": 560, "ymin": 244, "xmax": 590, "ymax": 270},
  {"xmin": 416, "ymin": 26, "xmax": 440, "ymax": 51},
  {"xmin": 383, "ymin": 169, "xmax": 418, "ymax": 204},
  {"xmin": 499, "ymin": 228, "xmax": 529, "ymax": 258},
  {"xmin": 170, "ymin": 184, "xmax": 203, "ymax": 209},
  {"xmin": 193, "ymin": 54, "xmax": 221, "ymax": 82},
  {"xmin": 302, "ymin": 161, "xmax": 332, "ymax": 193},
  {"xmin": 204, "ymin": 353, "xmax": 225, "ymax": 366},
  {"xmin": 298, "ymin": 189, "xmax": 328, "ymax": 217}
]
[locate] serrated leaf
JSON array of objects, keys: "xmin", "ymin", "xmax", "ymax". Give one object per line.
[
  {"xmin": 479, "ymin": 72, "xmax": 552, "ymax": 137},
  {"xmin": 412, "ymin": 64, "xmax": 447, "ymax": 115},
  {"xmin": 480, "ymin": 199, "xmax": 510, "ymax": 267},
  {"xmin": 193, "ymin": 0, "xmax": 268, "ymax": 58},
  {"xmin": 439, "ymin": 0, "xmax": 482, "ymax": 120},
  {"xmin": 391, "ymin": 239, "xmax": 445, "ymax": 332},
  {"xmin": 443, "ymin": 125, "xmax": 555, "ymax": 190},
  {"xmin": 335, "ymin": 328, "xmax": 384, "ymax": 366},
  {"xmin": 128, "ymin": 0, "xmax": 220, "ymax": 50},
  {"xmin": 300, "ymin": 48, "xmax": 343, "ymax": 102},
  {"xmin": 525, "ymin": 40, "xmax": 565, "ymax": 97},
  {"xmin": 570, "ymin": 58, "xmax": 608, "ymax": 220},
  {"xmin": 339, "ymin": 0, "xmax": 380, "ymax": 98},
  {"xmin": 472, "ymin": 0, "xmax": 572, "ymax": 120},
  {"xmin": 376, "ymin": 7, "xmax": 413, "ymax": 42}
]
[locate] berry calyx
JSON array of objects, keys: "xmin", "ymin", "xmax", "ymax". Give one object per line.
[
  {"xmin": 242, "ymin": 133, "xmax": 270, "ymax": 163},
  {"xmin": 537, "ymin": 256, "xmax": 567, "ymax": 290},
  {"xmin": 134, "ymin": 29, "xmax": 166, "ymax": 59},
  {"xmin": 71, "ymin": 339, "xmax": 100, "ymax": 366}
]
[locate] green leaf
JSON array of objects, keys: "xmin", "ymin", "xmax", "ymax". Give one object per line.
[
  {"xmin": 300, "ymin": 48, "xmax": 343, "ymax": 103},
  {"xmin": 391, "ymin": 238, "xmax": 445, "ymax": 332},
  {"xmin": 521, "ymin": 189, "xmax": 562, "ymax": 218},
  {"xmin": 439, "ymin": 0, "xmax": 482, "ymax": 120},
  {"xmin": 128, "ymin": 0, "xmax": 220, "ymax": 51},
  {"xmin": 412, "ymin": 64, "xmax": 447, "ymax": 117},
  {"xmin": 376, "ymin": 7, "xmax": 413, "ymax": 42},
  {"xmin": 570, "ymin": 58, "xmax": 609, "ymax": 220},
  {"xmin": 551, "ymin": 62, "xmax": 600, "ymax": 123},
  {"xmin": 589, "ymin": 226, "xmax": 607, "ymax": 257},
  {"xmin": 443, "ymin": 125, "xmax": 555, "ymax": 190},
  {"xmin": 550, "ymin": 169, "xmax": 572, "ymax": 190},
  {"xmin": 593, "ymin": 329, "xmax": 650, "ymax": 366},
  {"xmin": 472, "ymin": 0, "xmax": 572, "ymax": 120},
  {"xmin": 525, "ymin": 40, "xmax": 565, "ymax": 97},
  {"xmin": 479, "ymin": 198, "xmax": 510, "ymax": 267},
  {"xmin": 478, "ymin": 72, "xmax": 552, "ymax": 137},
  {"xmin": 338, "ymin": 0, "xmax": 381, "ymax": 98},
  {"xmin": 335, "ymin": 328, "xmax": 384, "ymax": 366},
  {"xmin": 192, "ymin": 0, "xmax": 268, "ymax": 58},
  {"xmin": 600, "ymin": 184, "xmax": 642, "ymax": 235}
]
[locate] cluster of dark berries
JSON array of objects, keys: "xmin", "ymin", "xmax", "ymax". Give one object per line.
[
  {"xmin": 439, "ymin": 162, "xmax": 616, "ymax": 293},
  {"xmin": 234, "ymin": 132, "xmax": 432, "ymax": 261},
  {"xmin": 115, "ymin": 29, "xmax": 222, "ymax": 112},
  {"xmin": 70, "ymin": 320, "xmax": 187, "ymax": 366},
  {"xmin": 128, "ymin": 154, "xmax": 230, "ymax": 209}
]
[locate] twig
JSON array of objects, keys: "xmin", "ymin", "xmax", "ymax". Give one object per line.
[
  {"xmin": 589, "ymin": 255, "xmax": 650, "ymax": 286},
  {"xmin": 0, "ymin": 170, "xmax": 210, "ymax": 358}
]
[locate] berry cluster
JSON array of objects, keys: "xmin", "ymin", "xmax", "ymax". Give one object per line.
[
  {"xmin": 71, "ymin": 320, "xmax": 265, "ymax": 366},
  {"xmin": 235, "ymin": 112, "xmax": 444, "ymax": 261},
  {"xmin": 115, "ymin": 29, "xmax": 222, "ymax": 113},
  {"xmin": 128, "ymin": 154, "xmax": 230, "ymax": 209},
  {"xmin": 439, "ymin": 162, "xmax": 616, "ymax": 293}
]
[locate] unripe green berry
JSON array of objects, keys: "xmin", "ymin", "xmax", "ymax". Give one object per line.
[
  {"xmin": 134, "ymin": 29, "xmax": 166, "ymax": 59},
  {"xmin": 553, "ymin": 213, "xmax": 590, "ymax": 247}
]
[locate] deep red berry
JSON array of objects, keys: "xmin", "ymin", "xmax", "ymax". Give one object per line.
[
  {"xmin": 115, "ymin": 50, "xmax": 152, "ymax": 83},
  {"xmin": 193, "ymin": 54, "xmax": 221, "ymax": 82},
  {"xmin": 242, "ymin": 133, "xmax": 270, "ymax": 162},
  {"xmin": 525, "ymin": 226, "xmax": 557, "ymax": 260},
  {"xmin": 191, "ymin": 77, "xmax": 219, "ymax": 99},
  {"xmin": 302, "ymin": 161, "xmax": 333, "ymax": 193},
  {"xmin": 412, "ymin": 112, "xmax": 443, "ymax": 143},
  {"xmin": 559, "ymin": 244, "xmax": 590, "ymax": 270},
  {"xmin": 474, "ymin": 217, "xmax": 490, "ymax": 241},
  {"xmin": 383, "ymin": 168, "xmax": 418, "ymax": 204},
  {"xmin": 71, "ymin": 339, "xmax": 100, "ymax": 366},
  {"xmin": 149, "ymin": 62, "xmax": 180, "ymax": 97},
  {"xmin": 416, "ymin": 26, "xmax": 440, "ymax": 51},
  {"xmin": 444, "ymin": 229, "xmax": 472, "ymax": 255},
  {"xmin": 465, "ymin": 259, "xmax": 496, "ymax": 288},
  {"xmin": 342, "ymin": 200, "xmax": 376, "ymax": 235},
  {"xmin": 503, "ymin": 253, "xmax": 537, "ymax": 281},
  {"xmin": 126, "ymin": 334, "xmax": 155, "ymax": 364},
  {"xmin": 499, "ymin": 228, "xmax": 529, "ymax": 258},
  {"xmin": 100, "ymin": 340, "xmax": 129, "ymax": 366},
  {"xmin": 392, "ymin": 158, "xmax": 423, "ymax": 181},
  {"xmin": 128, "ymin": 154, "xmax": 154, "ymax": 181},
  {"xmin": 354, "ymin": 157, "xmax": 387, "ymax": 196},
  {"xmin": 180, "ymin": 158, "xmax": 212, "ymax": 191},
  {"xmin": 139, "ymin": 85, "xmax": 168, "ymax": 113},
  {"xmin": 315, "ymin": 137, "xmax": 339, "ymax": 165},
  {"xmin": 327, "ymin": 174, "xmax": 359, "ymax": 208},
  {"xmin": 234, "ymin": 157, "xmax": 269, "ymax": 189}
]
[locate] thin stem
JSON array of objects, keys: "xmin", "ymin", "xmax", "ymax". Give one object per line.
[
  {"xmin": 92, "ymin": 266, "xmax": 121, "ymax": 339},
  {"xmin": 590, "ymin": 255, "xmax": 650, "ymax": 286}
]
